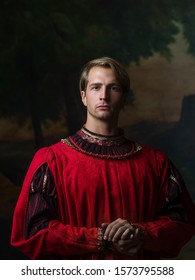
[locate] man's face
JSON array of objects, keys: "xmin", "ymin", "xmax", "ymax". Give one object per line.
[{"xmin": 81, "ymin": 66, "xmax": 125, "ymax": 123}]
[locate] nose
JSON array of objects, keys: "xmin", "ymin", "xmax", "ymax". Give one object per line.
[{"xmin": 99, "ymin": 87, "xmax": 109, "ymax": 100}]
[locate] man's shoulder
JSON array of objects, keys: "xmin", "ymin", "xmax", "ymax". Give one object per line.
[
  {"xmin": 137, "ymin": 142, "xmax": 168, "ymax": 162},
  {"xmin": 33, "ymin": 141, "xmax": 64, "ymax": 160}
]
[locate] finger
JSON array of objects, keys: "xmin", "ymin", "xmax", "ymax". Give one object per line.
[
  {"xmin": 130, "ymin": 233, "xmax": 134, "ymax": 239},
  {"xmin": 107, "ymin": 220, "xmax": 130, "ymax": 241},
  {"xmin": 110, "ymin": 222, "xmax": 134, "ymax": 242},
  {"xmin": 132, "ymin": 228, "xmax": 143, "ymax": 242},
  {"xmin": 116, "ymin": 238, "xmax": 137, "ymax": 249},
  {"xmin": 112, "ymin": 239, "xmax": 136, "ymax": 254},
  {"xmin": 111, "ymin": 239, "xmax": 131, "ymax": 251},
  {"xmin": 120, "ymin": 228, "xmax": 134, "ymax": 240},
  {"xmin": 130, "ymin": 228, "xmax": 139, "ymax": 240},
  {"xmin": 111, "ymin": 225, "xmax": 130, "ymax": 242},
  {"xmin": 101, "ymin": 223, "xmax": 109, "ymax": 229},
  {"xmin": 134, "ymin": 227, "xmax": 140, "ymax": 238},
  {"xmin": 105, "ymin": 224, "xmax": 121, "ymax": 241},
  {"xmin": 114, "ymin": 239, "xmax": 142, "ymax": 256},
  {"xmin": 103, "ymin": 221, "xmax": 116, "ymax": 240},
  {"xmin": 103, "ymin": 218, "xmax": 126, "ymax": 240}
]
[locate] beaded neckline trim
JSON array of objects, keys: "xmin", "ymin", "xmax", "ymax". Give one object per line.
[
  {"xmin": 78, "ymin": 127, "xmax": 126, "ymax": 147},
  {"xmin": 61, "ymin": 128, "xmax": 142, "ymax": 160}
]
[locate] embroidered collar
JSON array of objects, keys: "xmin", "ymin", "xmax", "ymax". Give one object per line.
[
  {"xmin": 61, "ymin": 127, "xmax": 142, "ymax": 159},
  {"xmin": 78, "ymin": 126, "xmax": 126, "ymax": 146}
]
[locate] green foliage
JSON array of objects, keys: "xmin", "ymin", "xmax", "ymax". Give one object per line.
[{"xmin": 182, "ymin": 8, "xmax": 195, "ymax": 56}]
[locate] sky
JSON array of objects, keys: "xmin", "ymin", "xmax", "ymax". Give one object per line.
[{"xmin": 119, "ymin": 32, "xmax": 195, "ymax": 126}]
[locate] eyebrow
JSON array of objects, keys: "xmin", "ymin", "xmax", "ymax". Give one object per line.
[
  {"xmin": 89, "ymin": 82, "xmax": 120, "ymax": 88},
  {"xmin": 89, "ymin": 82, "xmax": 102, "ymax": 87}
]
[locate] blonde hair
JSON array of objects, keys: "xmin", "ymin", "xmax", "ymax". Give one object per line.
[{"xmin": 79, "ymin": 57, "xmax": 130, "ymax": 95}]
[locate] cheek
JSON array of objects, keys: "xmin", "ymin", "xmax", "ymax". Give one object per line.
[
  {"xmin": 82, "ymin": 98, "xmax": 87, "ymax": 106},
  {"xmin": 83, "ymin": 96, "xmax": 94, "ymax": 108},
  {"xmin": 86, "ymin": 94, "xmax": 96, "ymax": 106},
  {"xmin": 113, "ymin": 96, "xmax": 125, "ymax": 107}
]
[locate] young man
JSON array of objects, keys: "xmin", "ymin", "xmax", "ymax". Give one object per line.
[{"xmin": 11, "ymin": 57, "xmax": 195, "ymax": 259}]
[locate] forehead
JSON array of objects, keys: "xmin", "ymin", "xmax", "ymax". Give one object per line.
[{"xmin": 88, "ymin": 66, "xmax": 117, "ymax": 83}]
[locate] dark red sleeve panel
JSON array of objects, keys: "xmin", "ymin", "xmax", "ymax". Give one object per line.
[
  {"xmin": 10, "ymin": 147, "xmax": 102, "ymax": 259},
  {"xmin": 25, "ymin": 163, "xmax": 58, "ymax": 238},
  {"xmin": 137, "ymin": 159, "xmax": 195, "ymax": 258}
]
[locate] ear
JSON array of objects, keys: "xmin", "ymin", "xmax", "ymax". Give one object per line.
[{"xmin": 81, "ymin": 91, "xmax": 87, "ymax": 106}]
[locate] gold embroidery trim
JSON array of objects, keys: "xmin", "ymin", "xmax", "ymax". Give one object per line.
[
  {"xmin": 61, "ymin": 137, "xmax": 142, "ymax": 160},
  {"xmin": 170, "ymin": 174, "xmax": 181, "ymax": 191}
]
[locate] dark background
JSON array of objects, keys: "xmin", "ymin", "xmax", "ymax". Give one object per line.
[{"xmin": 0, "ymin": 0, "xmax": 195, "ymax": 259}]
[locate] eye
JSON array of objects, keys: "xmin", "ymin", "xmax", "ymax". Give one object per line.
[
  {"xmin": 90, "ymin": 84, "xmax": 101, "ymax": 91},
  {"xmin": 92, "ymin": 85, "xmax": 99, "ymax": 90},
  {"xmin": 110, "ymin": 84, "xmax": 121, "ymax": 92}
]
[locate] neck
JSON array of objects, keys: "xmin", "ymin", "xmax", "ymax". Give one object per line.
[{"xmin": 84, "ymin": 120, "xmax": 119, "ymax": 136}]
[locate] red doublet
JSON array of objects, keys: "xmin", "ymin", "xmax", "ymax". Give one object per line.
[{"xmin": 11, "ymin": 129, "xmax": 195, "ymax": 259}]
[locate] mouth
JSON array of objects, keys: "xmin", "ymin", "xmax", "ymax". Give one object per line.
[{"xmin": 96, "ymin": 105, "xmax": 110, "ymax": 110}]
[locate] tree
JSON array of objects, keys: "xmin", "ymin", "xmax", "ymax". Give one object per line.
[
  {"xmin": 0, "ymin": 0, "xmax": 195, "ymax": 148},
  {"xmin": 0, "ymin": 0, "xmax": 67, "ymax": 148}
]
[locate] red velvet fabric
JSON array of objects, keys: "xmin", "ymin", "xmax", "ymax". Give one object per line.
[{"xmin": 11, "ymin": 142, "xmax": 195, "ymax": 259}]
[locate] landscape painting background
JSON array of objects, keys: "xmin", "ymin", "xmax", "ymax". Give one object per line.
[{"xmin": 0, "ymin": 1, "xmax": 195, "ymax": 259}]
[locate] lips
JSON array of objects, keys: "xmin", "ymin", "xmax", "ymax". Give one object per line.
[{"xmin": 96, "ymin": 104, "xmax": 110, "ymax": 110}]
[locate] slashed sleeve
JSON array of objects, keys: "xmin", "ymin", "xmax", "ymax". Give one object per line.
[
  {"xmin": 137, "ymin": 156, "xmax": 195, "ymax": 258},
  {"xmin": 26, "ymin": 163, "xmax": 57, "ymax": 238},
  {"xmin": 10, "ymin": 147, "xmax": 105, "ymax": 259}
]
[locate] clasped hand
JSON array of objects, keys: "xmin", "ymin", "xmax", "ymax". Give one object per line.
[{"xmin": 102, "ymin": 218, "xmax": 143, "ymax": 256}]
